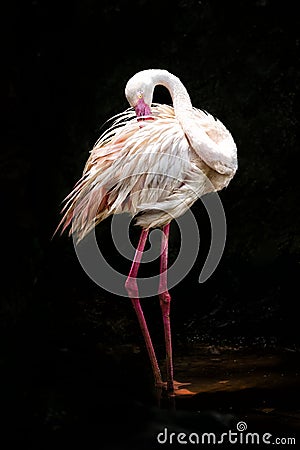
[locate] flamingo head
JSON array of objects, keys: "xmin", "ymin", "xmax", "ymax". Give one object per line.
[{"xmin": 125, "ymin": 70, "xmax": 154, "ymax": 117}]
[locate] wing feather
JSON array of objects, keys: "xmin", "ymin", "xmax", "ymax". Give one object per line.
[
  {"xmin": 182, "ymin": 108, "xmax": 238, "ymax": 176},
  {"xmin": 56, "ymin": 103, "xmax": 236, "ymax": 240}
]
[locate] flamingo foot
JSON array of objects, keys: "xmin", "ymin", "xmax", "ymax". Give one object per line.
[
  {"xmin": 173, "ymin": 388, "xmax": 196, "ymax": 396},
  {"xmin": 156, "ymin": 380, "xmax": 196, "ymax": 396}
]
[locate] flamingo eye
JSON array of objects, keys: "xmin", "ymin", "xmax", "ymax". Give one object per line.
[{"xmin": 137, "ymin": 92, "xmax": 143, "ymax": 98}]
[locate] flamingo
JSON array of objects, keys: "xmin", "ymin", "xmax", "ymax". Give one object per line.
[{"xmin": 57, "ymin": 69, "xmax": 237, "ymax": 396}]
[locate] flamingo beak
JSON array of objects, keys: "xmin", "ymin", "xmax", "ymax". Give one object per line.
[{"xmin": 134, "ymin": 97, "xmax": 152, "ymax": 119}]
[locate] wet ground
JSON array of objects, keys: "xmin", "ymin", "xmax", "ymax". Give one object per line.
[
  {"xmin": 132, "ymin": 343, "xmax": 300, "ymax": 447},
  {"xmin": 109, "ymin": 342, "xmax": 300, "ymax": 447},
  {"xmin": 4, "ymin": 340, "xmax": 299, "ymax": 448},
  {"xmin": 174, "ymin": 344, "xmax": 300, "ymax": 432}
]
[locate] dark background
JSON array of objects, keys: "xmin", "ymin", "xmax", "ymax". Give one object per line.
[{"xmin": 2, "ymin": 0, "xmax": 299, "ymax": 446}]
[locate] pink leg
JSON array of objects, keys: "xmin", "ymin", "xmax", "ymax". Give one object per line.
[
  {"xmin": 125, "ymin": 229, "xmax": 163, "ymax": 386},
  {"xmin": 159, "ymin": 223, "xmax": 174, "ymax": 394}
]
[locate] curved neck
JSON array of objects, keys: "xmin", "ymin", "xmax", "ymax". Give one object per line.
[{"xmin": 150, "ymin": 70, "xmax": 193, "ymax": 119}]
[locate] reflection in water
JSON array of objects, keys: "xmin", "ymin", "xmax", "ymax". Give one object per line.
[
  {"xmin": 158, "ymin": 344, "xmax": 300, "ymax": 433},
  {"xmin": 1, "ymin": 341, "xmax": 298, "ymax": 447}
]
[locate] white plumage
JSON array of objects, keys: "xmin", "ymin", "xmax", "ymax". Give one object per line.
[{"xmin": 57, "ymin": 69, "xmax": 237, "ymax": 241}]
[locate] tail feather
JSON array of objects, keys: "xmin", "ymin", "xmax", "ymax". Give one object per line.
[{"xmin": 54, "ymin": 108, "xmax": 138, "ymax": 241}]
